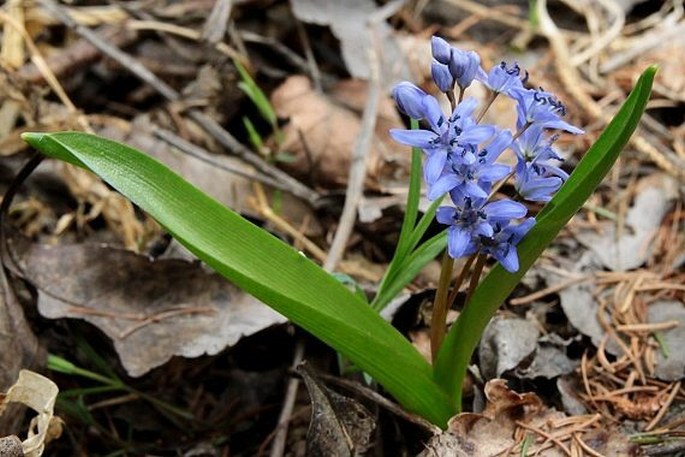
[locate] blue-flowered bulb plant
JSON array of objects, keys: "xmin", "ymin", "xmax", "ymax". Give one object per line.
[
  {"xmin": 390, "ymin": 36, "xmax": 583, "ymax": 273},
  {"xmin": 21, "ymin": 29, "xmax": 655, "ymax": 427}
]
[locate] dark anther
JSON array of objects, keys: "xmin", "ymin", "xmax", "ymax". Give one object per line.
[{"xmin": 521, "ymin": 70, "xmax": 529, "ymax": 84}]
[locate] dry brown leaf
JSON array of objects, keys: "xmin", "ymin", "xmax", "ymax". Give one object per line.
[
  {"xmin": 478, "ymin": 316, "xmax": 540, "ymax": 380},
  {"xmin": 270, "ymin": 75, "xmax": 405, "ymax": 190},
  {"xmin": 297, "ymin": 363, "xmax": 375, "ymax": 457},
  {"xmin": 0, "ymin": 252, "xmax": 44, "ymax": 441},
  {"xmin": 418, "ymin": 379, "xmax": 641, "ymax": 456},
  {"xmin": 12, "ymin": 241, "xmax": 287, "ymax": 377}
]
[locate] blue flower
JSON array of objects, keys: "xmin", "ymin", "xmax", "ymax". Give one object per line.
[
  {"xmin": 428, "ymin": 129, "xmax": 513, "ymax": 201},
  {"xmin": 390, "ymin": 97, "xmax": 495, "ymax": 189},
  {"xmin": 480, "ymin": 218, "xmax": 536, "ymax": 272},
  {"xmin": 388, "ymin": 35, "xmax": 584, "ymax": 272},
  {"xmin": 512, "ymin": 88, "xmax": 584, "ymax": 134},
  {"xmin": 392, "ymin": 82, "xmax": 433, "ymax": 121},
  {"xmin": 436, "ymin": 197, "xmax": 528, "ymax": 260},
  {"xmin": 476, "ymin": 61, "xmax": 528, "ymax": 97},
  {"xmin": 515, "ymin": 160, "xmax": 564, "ymax": 202},
  {"xmin": 512, "ymin": 125, "xmax": 564, "ymax": 164},
  {"xmin": 512, "ymin": 125, "xmax": 570, "ymax": 202}
]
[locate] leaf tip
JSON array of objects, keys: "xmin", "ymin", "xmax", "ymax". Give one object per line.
[{"xmin": 21, "ymin": 131, "xmax": 46, "ymax": 148}]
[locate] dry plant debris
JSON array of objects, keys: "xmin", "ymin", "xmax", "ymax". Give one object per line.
[
  {"xmin": 270, "ymin": 75, "xmax": 405, "ymax": 190},
  {"xmin": 0, "ymin": 370, "xmax": 62, "ymax": 457},
  {"xmin": 10, "ymin": 240, "xmax": 287, "ymax": 377},
  {"xmin": 418, "ymin": 379, "xmax": 640, "ymax": 457},
  {"xmin": 297, "ymin": 363, "xmax": 375, "ymax": 456}
]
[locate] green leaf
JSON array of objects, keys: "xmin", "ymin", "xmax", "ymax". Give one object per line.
[
  {"xmin": 433, "ymin": 66, "xmax": 657, "ymax": 408},
  {"xmin": 235, "ymin": 60, "xmax": 278, "ymax": 128},
  {"xmin": 393, "ymin": 119, "xmax": 422, "ymax": 263},
  {"xmin": 242, "ymin": 116, "xmax": 264, "ymax": 151},
  {"xmin": 372, "ymin": 232, "xmax": 447, "ymax": 311},
  {"xmin": 371, "ymin": 118, "xmax": 447, "ymax": 312},
  {"xmin": 22, "ymin": 131, "xmax": 454, "ymax": 427}
]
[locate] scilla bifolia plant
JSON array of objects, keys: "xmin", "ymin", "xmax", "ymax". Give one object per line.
[{"xmin": 22, "ymin": 37, "xmax": 655, "ymax": 427}]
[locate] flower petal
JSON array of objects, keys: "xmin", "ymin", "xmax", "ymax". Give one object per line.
[
  {"xmin": 436, "ymin": 206, "xmax": 458, "ymax": 225},
  {"xmin": 463, "ymin": 181, "xmax": 488, "ymax": 200},
  {"xmin": 428, "ymin": 173, "xmax": 460, "ymax": 200},
  {"xmin": 484, "ymin": 200, "xmax": 527, "ymax": 220},
  {"xmin": 424, "ymin": 151, "xmax": 447, "ymax": 184},
  {"xmin": 431, "ymin": 62, "xmax": 454, "ymax": 92},
  {"xmin": 431, "ymin": 36, "xmax": 452, "ymax": 64},
  {"xmin": 389, "ymin": 129, "xmax": 437, "ymax": 148},
  {"xmin": 478, "ymin": 164, "xmax": 511, "ymax": 182},
  {"xmin": 460, "ymin": 125, "xmax": 496, "ymax": 144},
  {"xmin": 498, "ymin": 246, "xmax": 519, "ymax": 272},
  {"xmin": 447, "ymin": 226, "xmax": 474, "ymax": 259},
  {"xmin": 422, "ymin": 96, "xmax": 446, "ymax": 133}
]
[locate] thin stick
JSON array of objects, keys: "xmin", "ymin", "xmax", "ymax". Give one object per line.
[
  {"xmin": 571, "ymin": 433, "xmax": 604, "ymax": 457},
  {"xmin": 509, "ymin": 275, "xmax": 590, "ymax": 305},
  {"xmin": 645, "ymin": 381, "xmax": 681, "ymax": 432},
  {"xmin": 293, "ymin": 17, "xmax": 322, "ymax": 93},
  {"xmin": 270, "ymin": 13, "xmax": 387, "ymax": 456},
  {"xmin": 268, "ymin": 341, "xmax": 305, "ymax": 457},
  {"xmin": 318, "ymin": 373, "xmax": 439, "ymax": 434},
  {"xmin": 322, "ymin": 29, "xmax": 381, "ymax": 271},
  {"xmin": 430, "ymin": 251, "xmax": 455, "ymax": 362},
  {"xmin": 200, "ymin": 0, "xmax": 232, "ymax": 44}
]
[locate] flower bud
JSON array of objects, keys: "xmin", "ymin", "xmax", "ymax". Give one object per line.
[
  {"xmin": 431, "ymin": 62, "xmax": 454, "ymax": 93},
  {"xmin": 431, "ymin": 36, "xmax": 452, "ymax": 64},
  {"xmin": 392, "ymin": 82, "xmax": 429, "ymax": 120},
  {"xmin": 449, "ymin": 49, "xmax": 482, "ymax": 89}
]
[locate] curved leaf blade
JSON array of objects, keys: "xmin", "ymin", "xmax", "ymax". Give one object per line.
[{"xmin": 22, "ymin": 131, "xmax": 454, "ymax": 426}]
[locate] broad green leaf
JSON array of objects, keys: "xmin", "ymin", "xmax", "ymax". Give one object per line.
[
  {"xmin": 22, "ymin": 131, "xmax": 454, "ymax": 426},
  {"xmin": 433, "ymin": 66, "xmax": 657, "ymax": 408}
]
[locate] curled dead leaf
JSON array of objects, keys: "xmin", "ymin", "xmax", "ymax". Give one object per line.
[
  {"xmin": 418, "ymin": 379, "xmax": 641, "ymax": 457},
  {"xmin": 297, "ymin": 363, "xmax": 375, "ymax": 457},
  {"xmin": 0, "ymin": 370, "xmax": 62, "ymax": 457}
]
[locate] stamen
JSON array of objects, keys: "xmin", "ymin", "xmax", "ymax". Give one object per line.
[{"xmin": 521, "ymin": 70, "xmax": 529, "ymax": 84}]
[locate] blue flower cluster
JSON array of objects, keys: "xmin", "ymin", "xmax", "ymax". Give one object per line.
[{"xmin": 390, "ymin": 36, "xmax": 583, "ymax": 273}]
